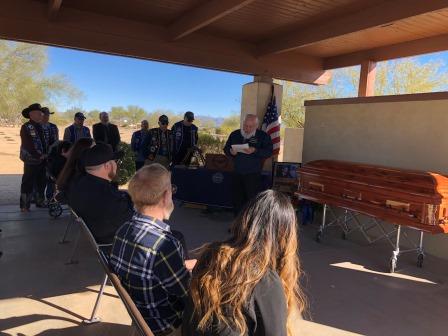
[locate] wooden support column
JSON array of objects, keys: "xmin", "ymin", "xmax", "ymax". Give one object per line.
[
  {"xmin": 358, "ymin": 60, "xmax": 377, "ymax": 97},
  {"xmin": 48, "ymin": 0, "xmax": 62, "ymax": 21}
]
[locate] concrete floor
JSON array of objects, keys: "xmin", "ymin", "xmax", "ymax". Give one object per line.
[{"xmin": 1, "ymin": 204, "xmax": 448, "ymax": 336}]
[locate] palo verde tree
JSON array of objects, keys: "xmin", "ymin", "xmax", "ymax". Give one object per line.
[
  {"xmin": 279, "ymin": 56, "xmax": 448, "ymax": 128},
  {"xmin": 0, "ymin": 40, "xmax": 83, "ymax": 125}
]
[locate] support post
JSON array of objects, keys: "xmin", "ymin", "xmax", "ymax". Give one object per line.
[
  {"xmin": 240, "ymin": 76, "xmax": 283, "ymax": 169},
  {"xmin": 358, "ymin": 60, "xmax": 377, "ymax": 97}
]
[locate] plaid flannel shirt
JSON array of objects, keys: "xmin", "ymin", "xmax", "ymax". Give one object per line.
[{"xmin": 109, "ymin": 213, "xmax": 190, "ymax": 334}]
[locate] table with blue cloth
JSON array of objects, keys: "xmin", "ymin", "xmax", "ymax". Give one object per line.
[{"xmin": 171, "ymin": 166, "xmax": 272, "ymax": 208}]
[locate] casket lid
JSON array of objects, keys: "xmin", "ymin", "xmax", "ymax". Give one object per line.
[{"xmin": 301, "ymin": 160, "xmax": 448, "ymax": 199}]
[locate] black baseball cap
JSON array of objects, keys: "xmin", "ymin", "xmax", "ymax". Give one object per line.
[
  {"xmin": 41, "ymin": 107, "xmax": 54, "ymax": 115},
  {"xmin": 184, "ymin": 111, "xmax": 194, "ymax": 121},
  {"xmin": 159, "ymin": 115, "xmax": 169, "ymax": 123},
  {"xmin": 74, "ymin": 112, "xmax": 86, "ymax": 120},
  {"xmin": 81, "ymin": 143, "xmax": 123, "ymax": 167}
]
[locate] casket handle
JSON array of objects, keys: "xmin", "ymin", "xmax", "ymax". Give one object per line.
[
  {"xmin": 386, "ymin": 200, "xmax": 410, "ymax": 212},
  {"xmin": 309, "ymin": 182, "xmax": 324, "ymax": 192}
]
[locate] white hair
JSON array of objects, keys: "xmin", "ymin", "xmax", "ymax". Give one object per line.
[{"xmin": 244, "ymin": 114, "xmax": 259, "ymax": 125}]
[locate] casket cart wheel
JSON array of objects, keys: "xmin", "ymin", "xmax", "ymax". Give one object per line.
[
  {"xmin": 315, "ymin": 231, "xmax": 322, "ymax": 243},
  {"xmin": 417, "ymin": 254, "xmax": 424, "ymax": 268},
  {"xmin": 389, "ymin": 258, "xmax": 397, "ymax": 273},
  {"xmin": 49, "ymin": 203, "xmax": 63, "ymax": 218}
]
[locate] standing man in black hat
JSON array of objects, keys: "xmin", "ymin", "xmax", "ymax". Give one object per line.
[
  {"xmin": 40, "ymin": 107, "xmax": 59, "ymax": 201},
  {"xmin": 41, "ymin": 107, "xmax": 59, "ymax": 150},
  {"xmin": 143, "ymin": 115, "xmax": 173, "ymax": 168},
  {"xmin": 171, "ymin": 111, "xmax": 198, "ymax": 166},
  {"xmin": 63, "ymin": 112, "xmax": 91, "ymax": 143},
  {"xmin": 93, "ymin": 112, "xmax": 121, "ymax": 152},
  {"xmin": 19, "ymin": 103, "xmax": 48, "ymax": 211}
]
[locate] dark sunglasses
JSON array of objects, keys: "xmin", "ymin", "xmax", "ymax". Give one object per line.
[{"xmin": 160, "ymin": 122, "xmax": 168, "ymax": 126}]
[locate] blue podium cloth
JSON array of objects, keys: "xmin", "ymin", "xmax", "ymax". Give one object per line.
[{"xmin": 172, "ymin": 166, "xmax": 272, "ymax": 208}]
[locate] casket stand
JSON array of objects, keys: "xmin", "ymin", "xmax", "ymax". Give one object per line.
[{"xmin": 297, "ymin": 160, "xmax": 448, "ymax": 273}]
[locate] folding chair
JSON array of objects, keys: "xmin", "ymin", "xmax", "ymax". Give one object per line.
[
  {"xmin": 59, "ymin": 208, "xmax": 77, "ymax": 244},
  {"xmin": 97, "ymin": 249, "xmax": 155, "ymax": 336},
  {"xmin": 77, "ymin": 216, "xmax": 112, "ymax": 324}
]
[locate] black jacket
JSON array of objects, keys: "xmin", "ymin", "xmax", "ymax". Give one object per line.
[
  {"xmin": 142, "ymin": 128, "xmax": 173, "ymax": 159},
  {"xmin": 20, "ymin": 120, "xmax": 46, "ymax": 165},
  {"xmin": 182, "ymin": 270, "xmax": 287, "ymax": 336},
  {"xmin": 224, "ymin": 129, "xmax": 273, "ymax": 174},
  {"xmin": 68, "ymin": 174, "xmax": 134, "ymax": 244},
  {"xmin": 93, "ymin": 123, "xmax": 121, "ymax": 152}
]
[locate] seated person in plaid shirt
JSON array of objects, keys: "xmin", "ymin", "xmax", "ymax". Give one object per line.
[{"xmin": 110, "ymin": 164, "xmax": 196, "ymax": 336}]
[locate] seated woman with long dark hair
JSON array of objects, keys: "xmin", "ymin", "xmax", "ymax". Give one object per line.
[
  {"xmin": 183, "ymin": 190, "xmax": 306, "ymax": 336},
  {"xmin": 56, "ymin": 137, "xmax": 93, "ymax": 193}
]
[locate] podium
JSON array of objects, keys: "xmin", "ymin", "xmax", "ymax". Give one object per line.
[{"xmin": 172, "ymin": 166, "xmax": 272, "ymax": 208}]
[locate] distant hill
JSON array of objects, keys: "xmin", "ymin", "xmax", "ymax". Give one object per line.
[{"xmin": 196, "ymin": 115, "xmax": 225, "ymax": 127}]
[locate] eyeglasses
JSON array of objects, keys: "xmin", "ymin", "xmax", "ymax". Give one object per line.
[{"xmin": 160, "ymin": 122, "xmax": 168, "ymax": 126}]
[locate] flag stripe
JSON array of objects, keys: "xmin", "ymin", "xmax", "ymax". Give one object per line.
[{"xmin": 262, "ymin": 93, "xmax": 280, "ymax": 156}]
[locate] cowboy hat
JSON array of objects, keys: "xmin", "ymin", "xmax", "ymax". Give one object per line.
[{"xmin": 22, "ymin": 103, "xmax": 43, "ymax": 119}]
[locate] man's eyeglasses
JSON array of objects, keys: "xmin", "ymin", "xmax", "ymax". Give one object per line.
[{"xmin": 160, "ymin": 122, "xmax": 168, "ymax": 126}]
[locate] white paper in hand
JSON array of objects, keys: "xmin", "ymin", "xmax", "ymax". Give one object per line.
[{"xmin": 231, "ymin": 143, "xmax": 249, "ymax": 153}]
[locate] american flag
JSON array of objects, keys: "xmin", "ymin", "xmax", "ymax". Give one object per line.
[{"xmin": 262, "ymin": 89, "xmax": 281, "ymax": 155}]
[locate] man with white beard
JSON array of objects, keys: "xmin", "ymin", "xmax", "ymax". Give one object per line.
[{"xmin": 224, "ymin": 114, "xmax": 273, "ymax": 216}]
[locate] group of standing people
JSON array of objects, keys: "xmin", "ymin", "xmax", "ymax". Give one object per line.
[
  {"xmin": 131, "ymin": 111, "xmax": 198, "ymax": 170},
  {"xmin": 19, "ymin": 104, "xmax": 121, "ymax": 212}
]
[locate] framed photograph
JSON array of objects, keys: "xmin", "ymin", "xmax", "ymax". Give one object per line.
[{"xmin": 272, "ymin": 162, "xmax": 301, "ymax": 195}]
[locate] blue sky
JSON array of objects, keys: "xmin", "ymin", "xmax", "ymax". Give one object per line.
[
  {"xmin": 46, "ymin": 47, "xmax": 251, "ymax": 117},
  {"xmin": 46, "ymin": 47, "xmax": 448, "ymax": 117}
]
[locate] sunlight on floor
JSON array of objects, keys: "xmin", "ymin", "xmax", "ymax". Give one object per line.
[
  {"xmin": 330, "ymin": 262, "xmax": 437, "ymax": 284},
  {"xmin": 298, "ymin": 320, "xmax": 364, "ymax": 336}
]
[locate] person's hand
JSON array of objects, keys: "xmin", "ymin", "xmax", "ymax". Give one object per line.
[
  {"xmin": 230, "ymin": 148, "xmax": 237, "ymax": 156},
  {"xmin": 243, "ymin": 147, "xmax": 256, "ymax": 155},
  {"xmin": 185, "ymin": 259, "xmax": 197, "ymax": 271}
]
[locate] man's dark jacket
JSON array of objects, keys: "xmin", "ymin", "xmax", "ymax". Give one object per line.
[
  {"xmin": 68, "ymin": 173, "xmax": 134, "ymax": 244},
  {"xmin": 142, "ymin": 128, "xmax": 173, "ymax": 160},
  {"xmin": 93, "ymin": 123, "xmax": 121, "ymax": 152},
  {"xmin": 224, "ymin": 129, "xmax": 273, "ymax": 174}
]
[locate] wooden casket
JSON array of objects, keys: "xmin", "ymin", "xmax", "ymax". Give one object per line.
[{"xmin": 297, "ymin": 160, "xmax": 448, "ymax": 234}]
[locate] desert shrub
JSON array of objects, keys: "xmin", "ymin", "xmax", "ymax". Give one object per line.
[{"xmin": 116, "ymin": 141, "xmax": 135, "ymax": 185}]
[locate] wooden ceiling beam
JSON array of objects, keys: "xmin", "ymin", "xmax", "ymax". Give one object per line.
[
  {"xmin": 169, "ymin": 0, "xmax": 256, "ymax": 41},
  {"xmin": 47, "ymin": 0, "xmax": 62, "ymax": 21},
  {"xmin": 257, "ymin": 0, "xmax": 448, "ymax": 56},
  {"xmin": 0, "ymin": 0, "xmax": 330, "ymax": 85},
  {"xmin": 324, "ymin": 33, "xmax": 448, "ymax": 69}
]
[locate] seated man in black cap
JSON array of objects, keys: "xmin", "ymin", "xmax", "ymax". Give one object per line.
[
  {"xmin": 63, "ymin": 112, "xmax": 91, "ymax": 143},
  {"xmin": 143, "ymin": 115, "xmax": 173, "ymax": 168},
  {"xmin": 19, "ymin": 103, "xmax": 47, "ymax": 211},
  {"xmin": 171, "ymin": 111, "xmax": 198, "ymax": 166},
  {"xmin": 68, "ymin": 143, "xmax": 134, "ymax": 244}
]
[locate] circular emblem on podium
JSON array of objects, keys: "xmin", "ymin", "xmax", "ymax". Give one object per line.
[{"xmin": 212, "ymin": 172, "xmax": 224, "ymax": 184}]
